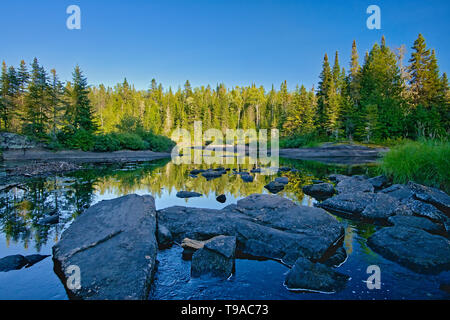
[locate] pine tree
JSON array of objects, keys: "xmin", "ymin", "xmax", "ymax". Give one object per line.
[
  {"xmin": 69, "ymin": 66, "xmax": 97, "ymax": 132},
  {"xmin": 0, "ymin": 62, "xmax": 10, "ymax": 129},
  {"xmin": 408, "ymin": 34, "xmax": 431, "ymax": 107},
  {"xmin": 48, "ymin": 69, "xmax": 65, "ymax": 139},
  {"xmin": 316, "ymin": 53, "xmax": 333, "ymax": 130}
]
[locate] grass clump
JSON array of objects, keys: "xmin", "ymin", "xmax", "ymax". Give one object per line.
[{"xmin": 380, "ymin": 139, "xmax": 450, "ymax": 193}]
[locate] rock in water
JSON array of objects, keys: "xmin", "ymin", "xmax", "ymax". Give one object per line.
[
  {"xmin": 0, "ymin": 255, "xmax": 29, "ymax": 272},
  {"xmin": 53, "ymin": 194, "xmax": 158, "ymax": 300},
  {"xmin": 274, "ymin": 177, "xmax": 289, "ymax": 185},
  {"xmin": 201, "ymin": 170, "xmax": 223, "ymax": 180},
  {"xmin": 336, "ymin": 176, "xmax": 374, "ymax": 194},
  {"xmin": 216, "ymin": 194, "xmax": 226, "ymax": 203},
  {"xmin": 157, "ymin": 224, "xmax": 173, "ymax": 249},
  {"xmin": 387, "ymin": 216, "xmax": 445, "ymax": 236},
  {"xmin": 284, "ymin": 257, "xmax": 349, "ymax": 293},
  {"xmin": 176, "ymin": 191, "xmax": 202, "ymax": 198},
  {"xmin": 191, "ymin": 235, "xmax": 236, "ymax": 278},
  {"xmin": 407, "ymin": 181, "xmax": 450, "ymax": 215},
  {"xmin": 240, "ymin": 174, "xmax": 254, "ymax": 183},
  {"xmin": 24, "ymin": 254, "xmax": 50, "ymax": 267},
  {"xmin": 380, "ymin": 184, "xmax": 414, "ymax": 201},
  {"xmin": 264, "ymin": 181, "xmax": 285, "ymax": 194},
  {"xmin": 303, "ymin": 183, "xmax": 335, "ymax": 200},
  {"xmin": 367, "ymin": 226, "xmax": 450, "ymax": 274}
]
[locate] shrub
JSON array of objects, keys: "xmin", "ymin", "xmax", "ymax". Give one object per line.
[
  {"xmin": 93, "ymin": 134, "xmax": 121, "ymax": 152},
  {"xmin": 114, "ymin": 132, "xmax": 149, "ymax": 150},
  {"xmin": 380, "ymin": 139, "xmax": 450, "ymax": 193},
  {"xmin": 140, "ymin": 132, "xmax": 175, "ymax": 152},
  {"xmin": 59, "ymin": 129, "xmax": 95, "ymax": 151},
  {"xmin": 279, "ymin": 133, "xmax": 326, "ymax": 148}
]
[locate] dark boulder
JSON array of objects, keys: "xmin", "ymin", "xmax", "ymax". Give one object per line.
[
  {"xmin": 367, "ymin": 226, "xmax": 450, "ymax": 274},
  {"xmin": 176, "ymin": 191, "xmax": 202, "ymax": 198},
  {"xmin": 157, "ymin": 224, "xmax": 173, "ymax": 249},
  {"xmin": 264, "ymin": 181, "xmax": 285, "ymax": 194},
  {"xmin": 216, "ymin": 194, "xmax": 226, "ymax": 203},
  {"xmin": 190, "ymin": 169, "xmax": 205, "ymax": 175},
  {"xmin": 336, "ymin": 176, "xmax": 374, "ymax": 194},
  {"xmin": 368, "ymin": 175, "xmax": 390, "ymax": 189},
  {"xmin": 328, "ymin": 174, "xmax": 350, "ymax": 183},
  {"xmin": 201, "ymin": 170, "xmax": 223, "ymax": 180},
  {"xmin": 24, "ymin": 254, "xmax": 50, "ymax": 267},
  {"xmin": 278, "ymin": 167, "xmax": 291, "ymax": 172},
  {"xmin": 0, "ymin": 255, "xmax": 29, "ymax": 272},
  {"xmin": 303, "ymin": 183, "xmax": 335, "ymax": 200},
  {"xmin": 38, "ymin": 214, "xmax": 59, "ymax": 225},
  {"xmin": 240, "ymin": 174, "xmax": 254, "ymax": 183},
  {"xmin": 284, "ymin": 257, "xmax": 349, "ymax": 293},
  {"xmin": 191, "ymin": 235, "xmax": 236, "ymax": 278},
  {"xmin": 380, "ymin": 184, "xmax": 414, "ymax": 201},
  {"xmin": 250, "ymin": 168, "xmax": 261, "ymax": 173},
  {"xmin": 408, "ymin": 181, "xmax": 450, "ymax": 216},
  {"xmin": 405, "ymin": 199, "xmax": 447, "ymax": 223},
  {"xmin": 322, "ymin": 247, "xmax": 347, "ymax": 267},
  {"xmin": 274, "ymin": 177, "xmax": 289, "ymax": 185},
  {"xmin": 388, "ymin": 216, "xmax": 445, "ymax": 236},
  {"xmin": 53, "ymin": 194, "xmax": 158, "ymax": 300}
]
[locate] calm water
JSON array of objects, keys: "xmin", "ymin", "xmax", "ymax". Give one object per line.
[{"xmin": 0, "ymin": 158, "xmax": 449, "ymax": 300}]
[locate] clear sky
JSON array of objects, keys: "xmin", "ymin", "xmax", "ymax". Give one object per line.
[{"xmin": 1, "ymin": 0, "xmax": 449, "ymax": 91}]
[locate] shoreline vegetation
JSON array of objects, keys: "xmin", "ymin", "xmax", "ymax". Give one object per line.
[{"xmin": 0, "ymin": 34, "xmax": 449, "ymax": 192}]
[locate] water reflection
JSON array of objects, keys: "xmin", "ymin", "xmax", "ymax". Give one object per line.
[{"xmin": 0, "ymin": 157, "xmax": 376, "ymax": 251}]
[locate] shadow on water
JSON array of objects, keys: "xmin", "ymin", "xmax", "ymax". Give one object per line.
[{"xmin": 0, "ymin": 157, "xmax": 449, "ymax": 299}]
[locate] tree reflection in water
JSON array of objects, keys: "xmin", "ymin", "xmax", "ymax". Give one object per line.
[{"xmin": 0, "ymin": 157, "xmax": 377, "ymax": 251}]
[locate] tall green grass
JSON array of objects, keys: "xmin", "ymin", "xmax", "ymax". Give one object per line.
[{"xmin": 380, "ymin": 139, "xmax": 450, "ymax": 193}]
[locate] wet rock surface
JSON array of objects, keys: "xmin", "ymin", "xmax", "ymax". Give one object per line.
[
  {"xmin": 284, "ymin": 257, "xmax": 349, "ymax": 293},
  {"xmin": 176, "ymin": 191, "xmax": 202, "ymax": 198},
  {"xmin": 336, "ymin": 176, "xmax": 374, "ymax": 194},
  {"xmin": 0, "ymin": 254, "xmax": 50, "ymax": 272},
  {"xmin": 191, "ymin": 235, "xmax": 236, "ymax": 278},
  {"xmin": 387, "ymin": 216, "xmax": 445, "ymax": 236},
  {"xmin": 303, "ymin": 183, "xmax": 335, "ymax": 200},
  {"xmin": 367, "ymin": 226, "xmax": 450, "ymax": 274},
  {"xmin": 53, "ymin": 194, "xmax": 158, "ymax": 300},
  {"xmin": 407, "ymin": 181, "xmax": 450, "ymax": 215},
  {"xmin": 158, "ymin": 194, "xmax": 344, "ymax": 264},
  {"xmin": 264, "ymin": 181, "xmax": 285, "ymax": 194}
]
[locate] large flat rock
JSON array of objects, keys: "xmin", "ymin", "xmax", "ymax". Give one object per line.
[
  {"xmin": 157, "ymin": 194, "xmax": 344, "ymax": 265},
  {"xmin": 53, "ymin": 194, "xmax": 158, "ymax": 300},
  {"xmin": 367, "ymin": 226, "xmax": 450, "ymax": 274}
]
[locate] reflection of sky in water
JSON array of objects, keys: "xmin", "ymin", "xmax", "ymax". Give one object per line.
[{"xmin": 0, "ymin": 158, "xmax": 449, "ymax": 300}]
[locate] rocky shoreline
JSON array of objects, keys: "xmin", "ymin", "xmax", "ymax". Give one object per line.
[{"xmin": 46, "ymin": 170, "xmax": 450, "ymax": 298}]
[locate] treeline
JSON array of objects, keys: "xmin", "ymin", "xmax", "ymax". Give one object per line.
[{"xmin": 1, "ymin": 34, "xmax": 449, "ymax": 150}]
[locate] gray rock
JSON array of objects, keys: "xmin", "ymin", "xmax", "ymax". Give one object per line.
[
  {"xmin": 190, "ymin": 169, "xmax": 205, "ymax": 175},
  {"xmin": 191, "ymin": 235, "xmax": 236, "ymax": 278},
  {"xmin": 274, "ymin": 177, "xmax": 289, "ymax": 185},
  {"xmin": 158, "ymin": 194, "xmax": 344, "ymax": 264},
  {"xmin": 176, "ymin": 191, "xmax": 202, "ymax": 198},
  {"xmin": 380, "ymin": 184, "xmax": 414, "ymax": 201},
  {"xmin": 408, "ymin": 181, "xmax": 450, "ymax": 215},
  {"xmin": 0, "ymin": 254, "xmax": 29, "ymax": 272},
  {"xmin": 368, "ymin": 175, "xmax": 389, "ymax": 189},
  {"xmin": 367, "ymin": 226, "xmax": 450, "ymax": 274},
  {"xmin": 405, "ymin": 199, "xmax": 447, "ymax": 222},
  {"xmin": 388, "ymin": 216, "xmax": 445, "ymax": 236},
  {"xmin": 336, "ymin": 176, "xmax": 374, "ymax": 194},
  {"xmin": 303, "ymin": 183, "xmax": 335, "ymax": 200},
  {"xmin": 284, "ymin": 257, "xmax": 349, "ymax": 293},
  {"xmin": 157, "ymin": 224, "xmax": 173, "ymax": 249},
  {"xmin": 322, "ymin": 247, "xmax": 347, "ymax": 267},
  {"xmin": 201, "ymin": 170, "xmax": 223, "ymax": 180},
  {"xmin": 0, "ymin": 132, "xmax": 44, "ymax": 150},
  {"xmin": 264, "ymin": 181, "xmax": 285, "ymax": 194},
  {"xmin": 53, "ymin": 194, "xmax": 158, "ymax": 300},
  {"xmin": 216, "ymin": 194, "xmax": 226, "ymax": 203},
  {"xmin": 240, "ymin": 174, "xmax": 254, "ymax": 183},
  {"xmin": 328, "ymin": 174, "xmax": 350, "ymax": 183},
  {"xmin": 318, "ymin": 192, "xmax": 399, "ymax": 222}
]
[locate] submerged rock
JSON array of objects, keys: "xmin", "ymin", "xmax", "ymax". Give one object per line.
[
  {"xmin": 191, "ymin": 235, "xmax": 236, "ymax": 278},
  {"xmin": 322, "ymin": 247, "xmax": 347, "ymax": 267},
  {"xmin": 176, "ymin": 191, "xmax": 202, "ymax": 198},
  {"xmin": 303, "ymin": 183, "xmax": 335, "ymax": 200},
  {"xmin": 0, "ymin": 255, "xmax": 29, "ymax": 272},
  {"xmin": 367, "ymin": 226, "xmax": 450, "ymax": 274},
  {"xmin": 53, "ymin": 194, "xmax": 158, "ymax": 300},
  {"xmin": 284, "ymin": 257, "xmax": 349, "ymax": 293},
  {"xmin": 201, "ymin": 170, "xmax": 223, "ymax": 180},
  {"xmin": 216, "ymin": 194, "xmax": 226, "ymax": 203},
  {"xmin": 264, "ymin": 181, "xmax": 285, "ymax": 194},
  {"xmin": 240, "ymin": 174, "xmax": 254, "ymax": 183}
]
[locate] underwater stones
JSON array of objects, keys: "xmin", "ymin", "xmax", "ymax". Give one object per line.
[
  {"xmin": 53, "ymin": 194, "xmax": 157, "ymax": 300},
  {"xmin": 367, "ymin": 226, "xmax": 450, "ymax": 274},
  {"xmin": 176, "ymin": 191, "xmax": 202, "ymax": 198},
  {"xmin": 284, "ymin": 257, "xmax": 349, "ymax": 293},
  {"xmin": 303, "ymin": 183, "xmax": 335, "ymax": 200},
  {"xmin": 216, "ymin": 194, "xmax": 226, "ymax": 203},
  {"xmin": 191, "ymin": 235, "xmax": 236, "ymax": 278}
]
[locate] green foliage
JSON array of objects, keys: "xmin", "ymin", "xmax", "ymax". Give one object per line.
[
  {"xmin": 114, "ymin": 132, "xmax": 149, "ymax": 150},
  {"xmin": 62, "ymin": 129, "xmax": 95, "ymax": 151},
  {"xmin": 279, "ymin": 133, "xmax": 326, "ymax": 148},
  {"xmin": 140, "ymin": 131, "xmax": 176, "ymax": 152},
  {"xmin": 380, "ymin": 139, "xmax": 450, "ymax": 193},
  {"xmin": 93, "ymin": 133, "xmax": 121, "ymax": 152}
]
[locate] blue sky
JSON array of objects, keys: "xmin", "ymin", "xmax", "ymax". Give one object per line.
[{"xmin": 1, "ymin": 0, "xmax": 449, "ymax": 91}]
